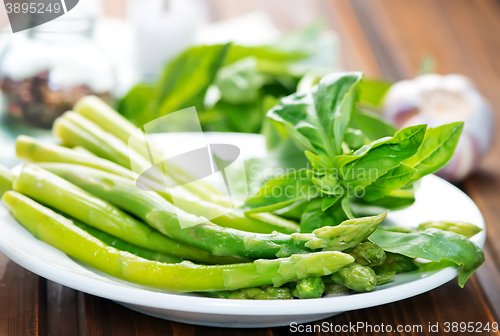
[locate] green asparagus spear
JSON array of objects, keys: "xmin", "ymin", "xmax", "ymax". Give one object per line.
[
  {"xmin": 0, "ymin": 164, "xmax": 14, "ymax": 196},
  {"xmin": 37, "ymin": 162, "xmax": 388, "ymax": 259},
  {"xmin": 373, "ymin": 252, "xmax": 418, "ymax": 274},
  {"xmin": 16, "ymin": 135, "xmax": 299, "ymax": 234},
  {"xmin": 348, "ymin": 242, "xmax": 386, "ymax": 267},
  {"xmin": 74, "ymin": 96, "xmax": 139, "ymax": 148},
  {"xmin": 323, "ymin": 283, "xmax": 349, "ymax": 296},
  {"xmin": 292, "ymin": 277, "xmax": 325, "ymax": 299},
  {"xmin": 56, "ymin": 110, "xmax": 232, "ymax": 207},
  {"xmin": 73, "ymin": 96, "xmax": 223, "ymax": 198},
  {"xmin": 206, "ymin": 286, "xmax": 292, "ymax": 300},
  {"xmin": 14, "ymin": 163, "xmax": 241, "ymax": 264},
  {"xmin": 3, "ymin": 190, "xmax": 355, "ymax": 292},
  {"xmin": 2, "ymin": 161, "xmax": 178, "ymax": 264},
  {"xmin": 56, "ymin": 112, "xmax": 151, "ymax": 171},
  {"xmin": 418, "ymin": 221, "xmax": 482, "ymax": 238},
  {"xmin": 49, "ymin": 113, "xmax": 299, "ymax": 233},
  {"xmin": 382, "ymin": 221, "xmax": 482, "ymax": 239},
  {"xmin": 33, "ymin": 159, "xmax": 298, "ymax": 234},
  {"xmin": 16, "ymin": 135, "xmax": 136, "ymax": 179},
  {"xmin": 331, "ymin": 263, "xmax": 377, "ymax": 292},
  {"xmin": 375, "ymin": 271, "xmax": 396, "ymax": 285},
  {"xmin": 73, "ymin": 220, "xmax": 182, "ymax": 264},
  {"xmin": 72, "ymin": 146, "xmax": 97, "ymax": 156}
]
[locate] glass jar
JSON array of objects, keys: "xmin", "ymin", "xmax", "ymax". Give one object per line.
[{"xmin": 0, "ymin": 9, "xmax": 114, "ymax": 128}]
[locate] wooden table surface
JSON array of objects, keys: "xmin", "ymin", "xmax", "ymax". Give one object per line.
[{"xmin": 2, "ymin": 0, "xmax": 500, "ymax": 335}]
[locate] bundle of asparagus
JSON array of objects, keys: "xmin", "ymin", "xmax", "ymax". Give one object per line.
[{"xmin": 0, "ymin": 96, "xmax": 482, "ymax": 299}]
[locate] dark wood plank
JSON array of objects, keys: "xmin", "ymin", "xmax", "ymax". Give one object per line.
[
  {"xmin": 82, "ymin": 275, "xmax": 499, "ymax": 336},
  {"xmin": 46, "ymin": 281, "xmax": 80, "ymax": 336},
  {"xmin": 0, "ymin": 253, "xmax": 47, "ymax": 336}
]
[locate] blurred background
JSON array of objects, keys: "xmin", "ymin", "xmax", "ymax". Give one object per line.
[
  {"xmin": 0, "ymin": 0, "xmax": 497, "ymax": 187},
  {"xmin": 0, "ymin": 0, "xmax": 496, "ymax": 181}
]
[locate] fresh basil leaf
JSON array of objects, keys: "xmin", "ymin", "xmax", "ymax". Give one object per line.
[
  {"xmin": 312, "ymin": 72, "xmax": 363, "ymax": 155},
  {"xmin": 344, "ymin": 128, "xmax": 369, "ymax": 151},
  {"xmin": 205, "ymin": 100, "xmax": 263, "ymax": 134},
  {"xmin": 357, "ymin": 78, "xmax": 392, "ymax": 107},
  {"xmin": 273, "ymin": 199, "xmax": 309, "ymax": 221},
  {"xmin": 118, "ymin": 84, "xmax": 155, "ymax": 126},
  {"xmin": 370, "ymin": 228, "xmax": 485, "ymax": 287},
  {"xmin": 215, "ymin": 57, "xmax": 266, "ymax": 105},
  {"xmin": 156, "ymin": 44, "xmax": 231, "ymax": 118},
  {"xmin": 362, "ymin": 164, "xmax": 417, "ymax": 202},
  {"xmin": 260, "ymin": 116, "xmax": 289, "ymax": 150},
  {"xmin": 225, "ymin": 45, "xmax": 307, "ymax": 65},
  {"xmin": 404, "ymin": 122, "xmax": 464, "ymax": 181},
  {"xmin": 348, "ymin": 108, "xmax": 397, "ymax": 141},
  {"xmin": 300, "ymin": 197, "xmax": 349, "ymax": 233},
  {"xmin": 311, "ymin": 172, "xmax": 342, "ymax": 196},
  {"xmin": 267, "ymin": 92, "xmax": 321, "ymax": 154},
  {"xmin": 339, "ymin": 125, "xmax": 426, "ymax": 189},
  {"xmin": 244, "ymin": 138, "xmax": 308, "ymax": 195},
  {"xmin": 268, "ymin": 72, "xmax": 362, "ymax": 158},
  {"xmin": 244, "ymin": 170, "xmax": 316, "ymax": 213},
  {"xmin": 341, "ymin": 197, "xmax": 355, "ymax": 219},
  {"xmin": 322, "ymin": 196, "xmax": 340, "ymax": 211},
  {"xmin": 304, "ymin": 151, "xmax": 334, "ymax": 171}
]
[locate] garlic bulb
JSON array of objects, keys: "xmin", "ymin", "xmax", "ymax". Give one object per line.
[{"xmin": 383, "ymin": 74, "xmax": 494, "ymax": 181}]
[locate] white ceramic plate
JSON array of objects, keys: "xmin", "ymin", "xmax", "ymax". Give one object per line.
[{"xmin": 0, "ymin": 133, "xmax": 486, "ymax": 328}]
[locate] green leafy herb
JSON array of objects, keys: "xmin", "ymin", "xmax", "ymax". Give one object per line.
[
  {"xmin": 268, "ymin": 72, "xmax": 362, "ymax": 157},
  {"xmin": 370, "ymin": 229, "xmax": 485, "ymax": 287},
  {"xmin": 362, "ymin": 164, "xmax": 417, "ymax": 202},
  {"xmin": 404, "ymin": 122, "xmax": 464, "ymax": 181},
  {"xmin": 348, "ymin": 108, "xmax": 396, "ymax": 140},
  {"xmin": 338, "ymin": 124, "xmax": 426, "ymax": 190},
  {"xmin": 356, "ymin": 78, "xmax": 392, "ymax": 107},
  {"xmin": 244, "ymin": 170, "xmax": 315, "ymax": 214},
  {"xmin": 156, "ymin": 44, "xmax": 231, "ymax": 117},
  {"xmin": 300, "ymin": 198, "xmax": 348, "ymax": 233}
]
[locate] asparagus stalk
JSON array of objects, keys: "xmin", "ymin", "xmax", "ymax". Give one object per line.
[
  {"xmin": 324, "ymin": 283, "xmax": 349, "ymax": 296},
  {"xmin": 22, "ymin": 148, "xmax": 297, "ymax": 234},
  {"xmin": 348, "ymin": 242, "xmax": 386, "ymax": 267},
  {"xmin": 3, "ymin": 190, "xmax": 355, "ymax": 292},
  {"xmin": 14, "ymin": 163, "xmax": 241, "ymax": 264},
  {"xmin": 73, "ymin": 96, "xmax": 223, "ymax": 198},
  {"xmin": 52, "ymin": 110, "xmax": 298, "ymax": 231},
  {"xmin": 418, "ymin": 221, "xmax": 482, "ymax": 238},
  {"xmin": 373, "ymin": 252, "xmax": 418, "ymax": 274},
  {"xmin": 384, "ymin": 221, "xmax": 482, "ymax": 238},
  {"xmin": 375, "ymin": 271, "xmax": 396, "ymax": 285},
  {"xmin": 331, "ymin": 263, "xmax": 377, "ymax": 292},
  {"xmin": 16, "ymin": 135, "xmax": 136, "ymax": 179},
  {"xmin": 55, "ymin": 112, "xmax": 150, "ymax": 171},
  {"xmin": 57, "ymin": 110, "xmax": 231, "ymax": 207},
  {"xmin": 72, "ymin": 146, "xmax": 97, "ymax": 156},
  {"xmin": 73, "ymin": 220, "xmax": 182, "ymax": 264},
  {"xmin": 292, "ymin": 277, "xmax": 325, "ymax": 299},
  {"xmin": 74, "ymin": 96, "xmax": 139, "ymax": 147},
  {"xmin": 37, "ymin": 162, "xmax": 387, "ymax": 259},
  {"xmin": 16, "ymin": 136, "xmax": 299, "ymax": 234},
  {"xmin": 206, "ymin": 286, "xmax": 292, "ymax": 300},
  {"xmin": 0, "ymin": 164, "xmax": 14, "ymax": 196}
]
